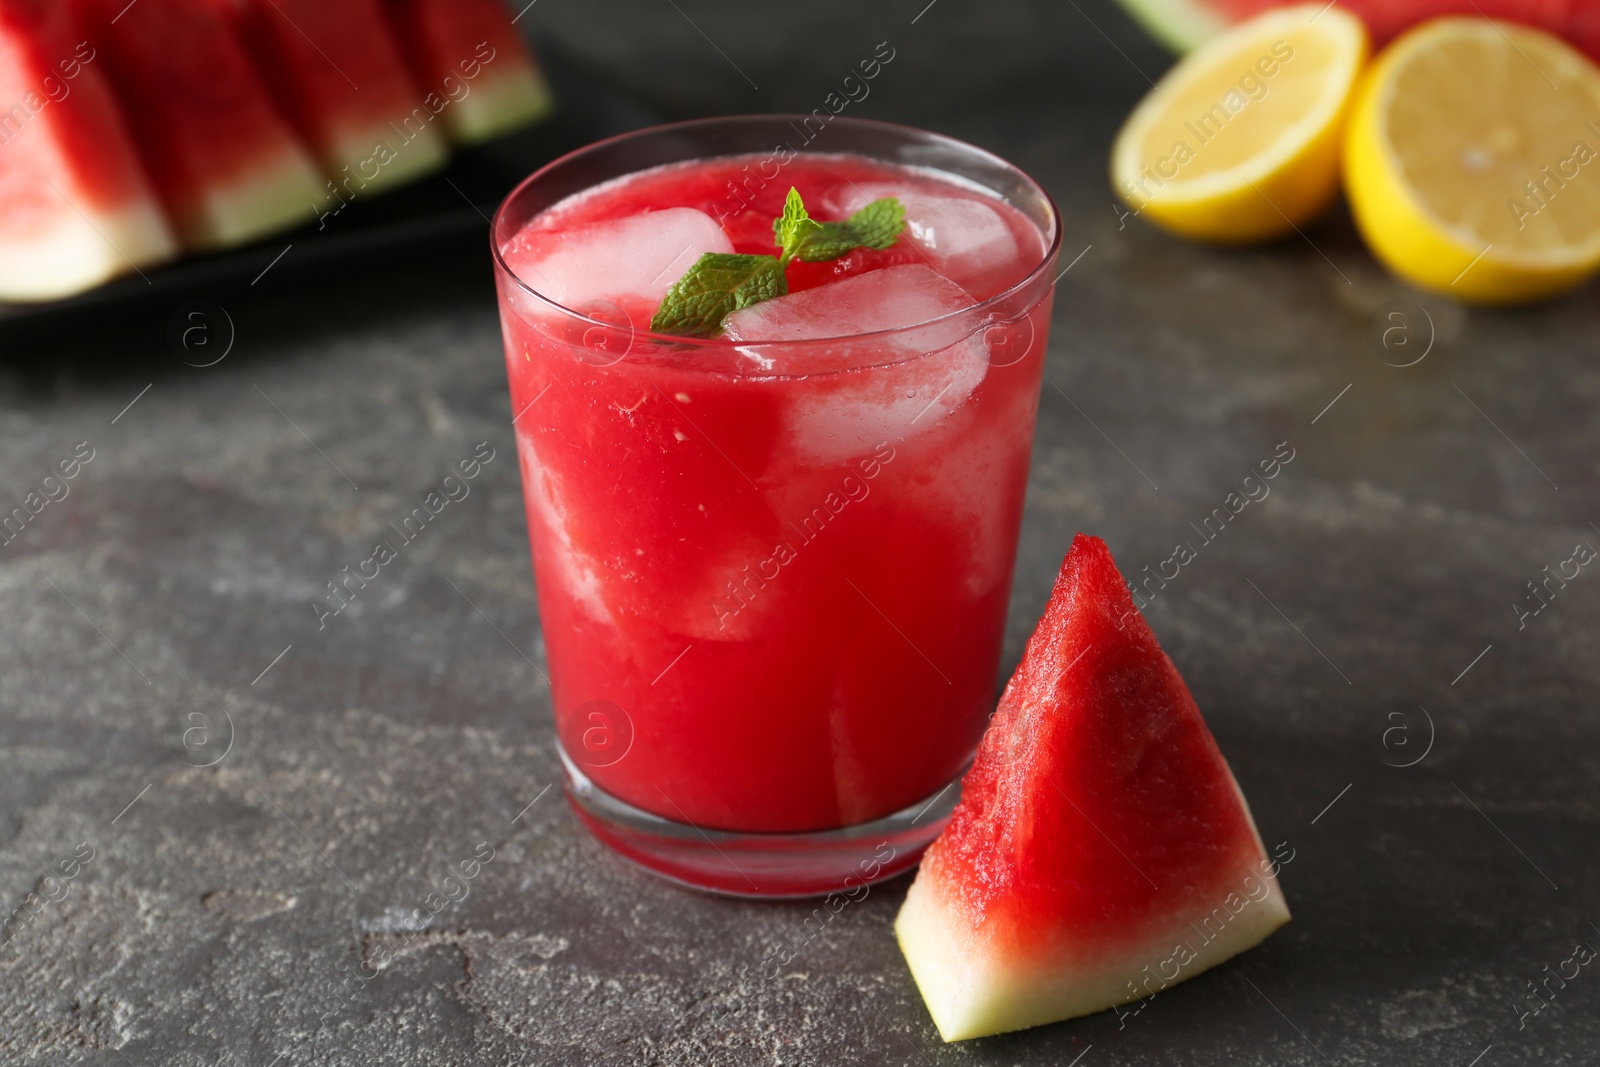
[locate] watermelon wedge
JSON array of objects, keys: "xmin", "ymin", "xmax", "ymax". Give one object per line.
[
  {"xmin": 383, "ymin": 0, "xmax": 554, "ymax": 145},
  {"xmin": 217, "ymin": 0, "xmax": 449, "ymax": 195},
  {"xmin": 895, "ymin": 534, "xmax": 1290, "ymax": 1041},
  {"xmin": 0, "ymin": 0, "xmax": 176, "ymax": 300},
  {"xmin": 71, "ymin": 0, "xmax": 324, "ymax": 250},
  {"xmin": 1116, "ymin": 0, "xmax": 1600, "ymax": 64}
]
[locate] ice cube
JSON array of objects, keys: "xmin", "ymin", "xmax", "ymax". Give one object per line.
[
  {"xmin": 502, "ymin": 207, "xmax": 733, "ymax": 311},
  {"xmin": 724, "ymin": 265, "xmax": 987, "ymax": 462},
  {"xmin": 517, "ymin": 434, "xmax": 614, "ymax": 625},
  {"xmin": 724, "ymin": 263, "xmax": 969, "ymax": 345},
  {"xmin": 834, "ymin": 183, "xmax": 1019, "ymax": 292},
  {"xmin": 906, "ymin": 386, "xmax": 1037, "ymax": 597}
]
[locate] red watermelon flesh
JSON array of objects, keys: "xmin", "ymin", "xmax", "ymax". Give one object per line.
[
  {"xmin": 895, "ymin": 533, "xmax": 1290, "ymax": 1041},
  {"xmin": 383, "ymin": 0, "xmax": 553, "ymax": 145},
  {"xmin": 1120, "ymin": 0, "xmax": 1600, "ymax": 64},
  {"xmin": 216, "ymin": 0, "xmax": 448, "ymax": 195},
  {"xmin": 0, "ymin": 0, "xmax": 176, "ymax": 299},
  {"xmin": 71, "ymin": 0, "xmax": 323, "ymax": 250}
]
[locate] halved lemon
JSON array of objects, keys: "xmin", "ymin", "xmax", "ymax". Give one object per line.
[
  {"xmin": 1344, "ymin": 18, "xmax": 1600, "ymax": 304},
  {"xmin": 1112, "ymin": 5, "xmax": 1368, "ymax": 242}
]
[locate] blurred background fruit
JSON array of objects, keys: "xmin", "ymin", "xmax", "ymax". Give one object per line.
[
  {"xmin": 1116, "ymin": 0, "xmax": 1600, "ymax": 64},
  {"xmin": 1343, "ymin": 18, "xmax": 1600, "ymax": 303},
  {"xmin": 384, "ymin": 0, "xmax": 555, "ymax": 144},
  {"xmin": 1111, "ymin": 2, "xmax": 1600, "ymax": 304},
  {"xmin": 220, "ymin": 0, "xmax": 451, "ymax": 195},
  {"xmin": 0, "ymin": 0, "xmax": 554, "ymax": 302},
  {"xmin": 0, "ymin": 0, "xmax": 176, "ymax": 299},
  {"xmin": 71, "ymin": 0, "xmax": 326, "ymax": 251},
  {"xmin": 1111, "ymin": 4, "xmax": 1366, "ymax": 242}
]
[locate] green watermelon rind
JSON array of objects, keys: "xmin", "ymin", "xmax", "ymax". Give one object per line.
[
  {"xmin": 448, "ymin": 65, "xmax": 555, "ymax": 145},
  {"xmin": 896, "ymin": 855, "xmax": 1290, "ymax": 1041},
  {"xmin": 1114, "ymin": 0, "xmax": 1228, "ymax": 51}
]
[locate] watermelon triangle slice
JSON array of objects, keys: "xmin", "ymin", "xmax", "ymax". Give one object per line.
[
  {"xmin": 217, "ymin": 0, "xmax": 450, "ymax": 195},
  {"xmin": 383, "ymin": 0, "xmax": 554, "ymax": 146},
  {"xmin": 0, "ymin": 0, "xmax": 177, "ymax": 300},
  {"xmin": 71, "ymin": 0, "xmax": 325, "ymax": 250},
  {"xmin": 895, "ymin": 534, "xmax": 1290, "ymax": 1041}
]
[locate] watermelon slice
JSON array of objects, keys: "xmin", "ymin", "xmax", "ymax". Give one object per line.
[
  {"xmin": 217, "ymin": 0, "xmax": 449, "ymax": 194},
  {"xmin": 895, "ymin": 534, "xmax": 1290, "ymax": 1041},
  {"xmin": 71, "ymin": 0, "xmax": 324, "ymax": 250},
  {"xmin": 1117, "ymin": 0, "xmax": 1600, "ymax": 64},
  {"xmin": 383, "ymin": 0, "xmax": 554, "ymax": 145},
  {"xmin": 0, "ymin": 0, "xmax": 176, "ymax": 299}
]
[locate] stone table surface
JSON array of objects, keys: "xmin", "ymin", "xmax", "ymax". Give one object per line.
[{"xmin": 2, "ymin": 1, "xmax": 1598, "ymax": 1064}]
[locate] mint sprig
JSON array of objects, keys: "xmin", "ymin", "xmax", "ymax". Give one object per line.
[
  {"xmin": 649, "ymin": 188, "xmax": 905, "ymax": 338},
  {"xmin": 774, "ymin": 186, "xmax": 823, "ymax": 253},
  {"xmin": 792, "ymin": 198, "xmax": 905, "ymax": 262},
  {"xmin": 644, "ymin": 254, "xmax": 785, "ymax": 339}
]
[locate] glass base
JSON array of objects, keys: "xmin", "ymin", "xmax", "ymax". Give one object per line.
[{"xmin": 558, "ymin": 743, "xmax": 961, "ymax": 898}]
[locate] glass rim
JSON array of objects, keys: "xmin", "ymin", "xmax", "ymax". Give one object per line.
[{"xmin": 489, "ymin": 114, "xmax": 1063, "ymax": 350}]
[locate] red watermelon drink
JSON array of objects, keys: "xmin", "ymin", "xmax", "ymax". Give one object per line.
[{"xmin": 492, "ymin": 118, "xmax": 1060, "ymax": 896}]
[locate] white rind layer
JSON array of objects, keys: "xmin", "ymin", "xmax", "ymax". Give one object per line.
[
  {"xmin": 324, "ymin": 119, "xmax": 449, "ymax": 195},
  {"xmin": 0, "ymin": 199, "xmax": 176, "ymax": 301},
  {"xmin": 447, "ymin": 65, "xmax": 554, "ymax": 145},
  {"xmin": 182, "ymin": 151, "xmax": 325, "ymax": 251},
  {"xmin": 896, "ymin": 859, "xmax": 1290, "ymax": 1041}
]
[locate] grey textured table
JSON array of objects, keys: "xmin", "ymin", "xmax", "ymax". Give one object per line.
[{"xmin": 2, "ymin": 1, "xmax": 1597, "ymax": 1064}]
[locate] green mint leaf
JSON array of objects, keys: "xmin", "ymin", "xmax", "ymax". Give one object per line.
[
  {"xmin": 651, "ymin": 189, "xmax": 905, "ymax": 337},
  {"xmin": 795, "ymin": 198, "xmax": 906, "ymax": 262},
  {"xmin": 773, "ymin": 186, "xmax": 822, "ymax": 254},
  {"xmin": 649, "ymin": 252, "xmax": 788, "ymax": 338}
]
